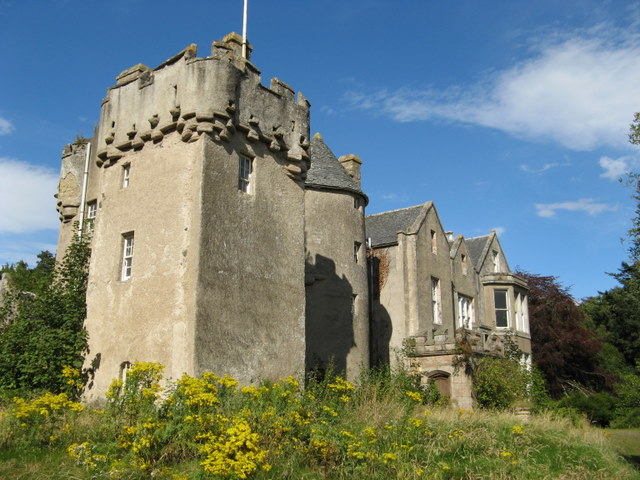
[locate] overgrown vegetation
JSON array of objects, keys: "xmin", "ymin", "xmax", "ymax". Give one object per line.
[
  {"xmin": 1, "ymin": 363, "xmax": 637, "ymax": 480},
  {"xmin": 0, "ymin": 230, "xmax": 90, "ymax": 397}
]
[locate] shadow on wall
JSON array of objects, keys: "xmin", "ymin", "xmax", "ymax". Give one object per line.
[
  {"xmin": 368, "ymin": 254, "xmax": 392, "ymax": 368},
  {"xmin": 305, "ymin": 254, "xmax": 355, "ymax": 377}
]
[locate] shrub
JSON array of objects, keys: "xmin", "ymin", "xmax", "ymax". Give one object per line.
[
  {"xmin": 558, "ymin": 391, "xmax": 618, "ymax": 427},
  {"xmin": 473, "ymin": 357, "xmax": 527, "ymax": 410}
]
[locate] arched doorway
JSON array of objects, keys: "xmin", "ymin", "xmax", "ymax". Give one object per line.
[{"xmin": 428, "ymin": 371, "xmax": 451, "ymax": 398}]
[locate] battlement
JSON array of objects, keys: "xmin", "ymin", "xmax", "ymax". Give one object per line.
[{"xmin": 95, "ymin": 32, "xmax": 310, "ymax": 182}]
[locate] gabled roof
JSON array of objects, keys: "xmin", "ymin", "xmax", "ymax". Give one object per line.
[
  {"xmin": 306, "ymin": 133, "xmax": 366, "ymax": 200},
  {"xmin": 365, "ymin": 204, "xmax": 427, "ymax": 247},
  {"xmin": 465, "ymin": 234, "xmax": 491, "ymax": 269},
  {"xmin": 465, "ymin": 231, "xmax": 511, "ymax": 273}
]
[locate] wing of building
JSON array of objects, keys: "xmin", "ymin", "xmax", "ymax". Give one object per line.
[
  {"xmin": 55, "ymin": 33, "xmax": 530, "ymax": 407},
  {"xmin": 366, "ymin": 205, "xmax": 530, "ymax": 408}
]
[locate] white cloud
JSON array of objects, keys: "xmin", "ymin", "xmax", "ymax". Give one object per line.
[
  {"xmin": 599, "ymin": 155, "xmax": 636, "ymax": 180},
  {"xmin": 520, "ymin": 162, "xmax": 571, "ymax": 174},
  {"xmin": 319, "ymin": 105, "xmax": 337, "ymax": 116},
  {"xmin": 0, "ymin": 158, "xmax": 59, "ymax": 233},
  {"xmin": 345, "ymin": 26, "xmax": 640, "ymax": 151},
  {"xmin": 534, "ymin": 198, "xmax": 618, "ymax": 218},
  {"xmin": 492, "ymin": 227, "xmax": 506, "ymax": 236},
  {"xmin": 0, "ymin": 117, "xmax": 14, "ymax": 135},
  {"xmin": 381, "ymin": 193, "xmax": 409, "ymax": 202}
]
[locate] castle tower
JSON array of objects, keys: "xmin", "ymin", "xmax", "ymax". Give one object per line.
[
  {"xmin": 304, "ymin": 134, "xmax": 369, "ymax": 379},
  {"xmin": 57, "ymin": 33, "xmax": 313, "ymax": 400}
]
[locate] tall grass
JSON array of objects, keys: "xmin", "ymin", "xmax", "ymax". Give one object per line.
[{"xmin": 0, "ymin": 363, "xmax": 637, "ymax": 480}]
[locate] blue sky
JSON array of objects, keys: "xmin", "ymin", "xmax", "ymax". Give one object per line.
[{"xmin": 1, "ymin": 0, "xmax": 639, "ymax": 300}]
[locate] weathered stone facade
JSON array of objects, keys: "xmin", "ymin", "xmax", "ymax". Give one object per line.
[{"xmin": 55, "ymin": 33, "xmax": 529, "ymax": 406}]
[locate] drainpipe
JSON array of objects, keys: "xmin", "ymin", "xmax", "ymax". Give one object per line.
[{"xmin": 77, "ymin": 142, "xmax": 91, "ymax": 238}]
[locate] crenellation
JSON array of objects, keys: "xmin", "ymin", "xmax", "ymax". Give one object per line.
[
  {"xmin": 211, "ymin": 32, "xmax": 251, "ymax": 60},
  {"xmin": 154, "ymin": 44, "xmax": 197, "ymax": 72},
  {"xmin": 115, "ymin": 64, "xmax": 151, "ymax": 87},
  {"xmin": 269, "ymin": 78, "xmax": 295, "ymax": 101},
  {"xmin": 92, "ymin": 32, "xmax": 310, "ymax": 183}
]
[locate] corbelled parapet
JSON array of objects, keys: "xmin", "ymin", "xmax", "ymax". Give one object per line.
[
  {"xmin": 56, "ymin": 142, "xmax": 88, "ymax": 223},
  {"xmin": 95, "ymin": 32, "xmax": 310, "ymax": 183}
]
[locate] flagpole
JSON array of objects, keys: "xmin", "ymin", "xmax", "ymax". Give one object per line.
[{"xmin": 242, "ymin": 0, "xmax": 248, "ymax": 59}]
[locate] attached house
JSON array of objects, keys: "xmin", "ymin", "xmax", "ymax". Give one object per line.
[{"xmin": 366, "ymin": 204, "xmax": 531, "ymax": 409}]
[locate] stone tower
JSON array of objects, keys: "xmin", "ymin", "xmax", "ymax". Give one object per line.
[
  {"xmin": 56, "ymin": 33, "xmax": 338, "ymax": 400},
  {"xmin": 304, "ymin": 134, "xmax": 369, "ymax": 379}
]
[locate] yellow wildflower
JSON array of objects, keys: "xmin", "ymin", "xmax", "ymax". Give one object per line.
[
  {"xmin": 405, "ymin": 391, "xmax": 423, "ymax": 403},
  {"xmin": 512, "ymin": 424, "xmax": 525, "ymax": 435},
  {"xmin": 409, "ymin": 417, "xmax": 423, "ymax": 428}
]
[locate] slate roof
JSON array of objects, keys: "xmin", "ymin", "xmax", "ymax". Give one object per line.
[
  {"xmin": 306, "ymin": 134, "xmax": 366, "ymax": 199},
  {"xmin": 365, "ymin": 204, "xmax": 425, "ymax": 247},
  {"xmin": 465, "ymin": 235, "xmax": 490, "ymax": 269}
]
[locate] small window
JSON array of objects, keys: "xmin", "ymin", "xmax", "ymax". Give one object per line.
[
  {"xmin": 431, "ymin": 277, "xmax": 441, "ymax": 324},
  {"xmin": 238, "ymin": 155, "xmax": 253, "ymax": 193},
  {"xmin": 120, "ymin": 361, "xmax": 132, "ymax": 384},
  {"xmin": 492, "ymin": 250, "xmax": 500, "ymax": 273},
  {"xmin": 430, "ymin": 230, "xmax": 437, "ymax": 254},
  {"xmin": 86, "ymin": 200, "xmax": 97, "ymax": 231},
  {"xmin": 122, "ymin": 164, "xmax": 131, "ymax": 188},
  {"xmin": 515, "ymin": 293, "xmax": 530, "ymax": 333},
  {"xmin": 461, "ymin": 254, "xmax": 467, "ymax": 275},
  {"xmin": 458, "ymin": 295, "xmax": 474, "ymax": 329},
  {"xmin": 121, "ymin": 232, "xmax": 134, "ymax": 281},
  {"xmin": 494, "ymin": 289, "xmax": 509, "ymax": 328},
  {"xmin": 354, "ymin": 241, "xmax": 361, "ymax": 263},
  {"xmin": 522, "ymin": 295, "xmax": 530, "ymax": 333},
  {"xmin": 354, "ymin": 197, "xmax": 359, "ymax": 209}
]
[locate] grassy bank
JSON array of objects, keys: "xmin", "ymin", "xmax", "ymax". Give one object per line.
[{"xmin": 1, "ymin": 363, "xmax": 638, "ymax": 479}]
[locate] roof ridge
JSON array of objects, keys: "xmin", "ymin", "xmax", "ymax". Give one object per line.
[
  {"xmin": 366, "ymin": 204, "xmax": 426, "ymax": 218},
  {"xmin": 466, "ymin": 234, "xmax": 491, "ymax": 240}
]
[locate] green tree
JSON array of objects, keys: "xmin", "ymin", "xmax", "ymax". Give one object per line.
[
  {"xmin": 517, "ymin": 271, "xmax": 611, "ymax": 397},
  {"xmin": 581, "ymin": 117, "xmax": 640, "ymax": 369},
  {"xmin": 0, "ymin": 232, "xmax": 90, "ymax": 396},
  {"xmin": 1, "ymin": 251, "xmax": 55, "ymax": 296}
]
